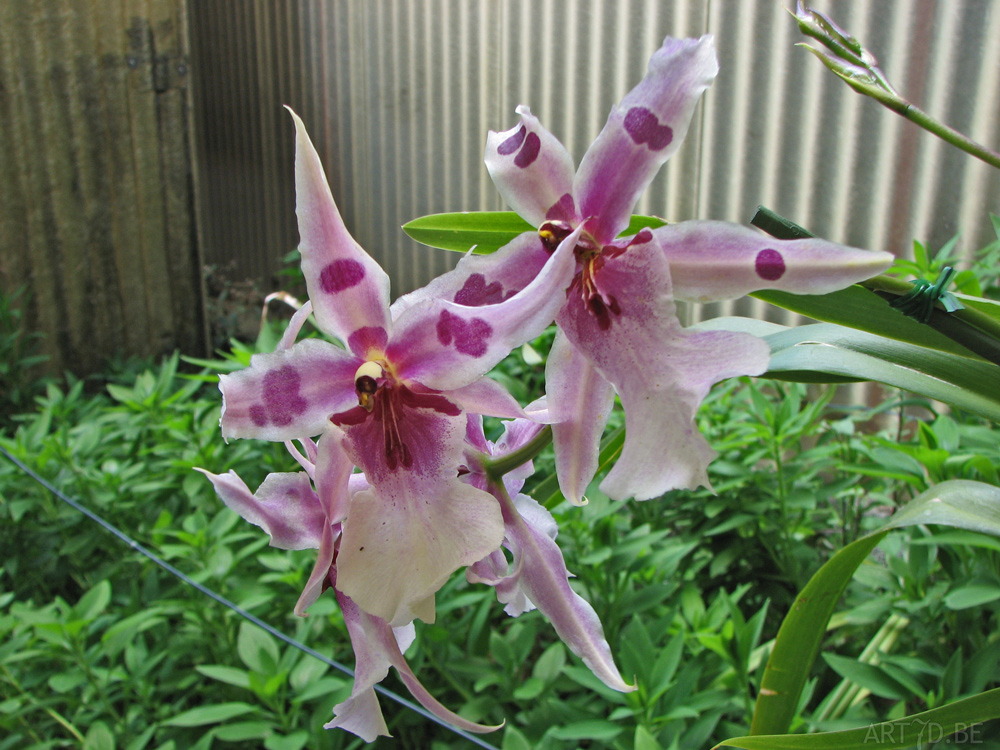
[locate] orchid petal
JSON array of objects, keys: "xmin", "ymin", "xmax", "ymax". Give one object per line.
[
  {"xmin": 277, "ymin": 300, "xmax": 314, "ymax": 351},
  {"xmin": 196, "ymin": 469, "xmax": 325, "ymax": 550},
  {"xmin": 220, "ymin": 338, "xmax": 360, "ymax": 441},
  {"xmin": 445, "ymin": 376, "xmax": 526, "ymax": 420},
  {"xmin": 575, "ymin": 35, "xmax": 718, "ymax": 244},
  {"xmin": 557, "ymin": 231, "xmax": 769, "ymax": 499},
  {"xmin": 485, "ymin": 106, "xmax": 578, "ymax": 228},
  {"xmin": 327, "ymin": 591, "xmax": 502, "ymax": 739},
  {"xmin": 287, "ymin": 107, "xmax": 392, "ymax": 354},
  {"xmin": 337, "ymin": 477, "xmax": 503, "ymax": 626},
  {"xmin": 546, "ymin": 329, "xmax": 616, "ymax": 506},
  {"xmin": 335, "ymin": 405, "xmax": 504, "ymax": 625},
  {"xmin": 496, "ymin": 491, "xmax": 633, "ymax": 692},
  {"xmin": 652, "ymin": 221, "xmax": 895, "ymax": 302},
  {"xmin": 294, "ymin": 521, "xmax": 335, "ymax": 616},
  {"xmin": 391, "ymin": 231, "xmax": 551, "ymax": 318},
  {"xmin": 387, "ymin": 226, "xmax": 580, "ymax": 392}
]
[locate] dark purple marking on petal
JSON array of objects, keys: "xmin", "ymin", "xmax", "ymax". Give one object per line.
[
  {"xmin": 514, "ymin": 132, "xmax": 541, "ymax": 168},
  {"xmin": 755, "ymin": 248, "xmax": 786, "ymax": 281},
  {"xmin": 623, "ymin": 107, "xmax": 673, "ymax": 151},
  {"xmin": 249, "ymin": 404, "xmax": 268, "ymax": 427},
  {"xmin": 319, "ymin": 259, "xmax": 365, "ymax": 294},
  {"xmin": 400, "ymin": 388, "xmax": 462, "ymax": 416},
  {"xmin": 347, "ymin": 326, "xmax": 389, "ymax": 356},
  {"xmin": 436, "ymin": 309, "xmax": 492, "ymax": 357},
  {"xmin": 497, "ymin": 125, "xmax": 527, "ymax": 155},
  {"xmin": 545, "ymin": 193, "xmax": 577, "ymax": 222},
  {"xmin": 454, "ymin": 273, "xmax": 514, "ymax": 306},
  {"xmin": 262, "ymin": 366, "xmax": 308, "ymax": 426}
]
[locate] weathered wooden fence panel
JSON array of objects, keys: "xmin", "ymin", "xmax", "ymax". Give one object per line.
[{"xmin": 0, "ymin": 0, "xmax": 204, "ymax": 376}]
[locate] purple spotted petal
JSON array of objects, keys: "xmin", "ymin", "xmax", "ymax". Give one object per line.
[
  {"xmin": 326, "ymin": 591, "xmax": 502, "ymax": 740},
  {"xmin": 485, "ymin": 106, "xmax": 579, "ymax": 228},
  {"xmin": 650, "ymin": 221, "xmax": 895, "ymax": 301},
  {"xmin": 575, "ymin": 35, "xmax": 718, "ymax": 245},
  {"xmin": 287, "ymin": 108, "xmax": 392, "ymax": 355},
  {"xmin": 545, "ymin": 329, "xmax": 615, "ymax": 506},
  {"xmin": 196, "ymin": 469, "xmax": 326, "ymax": 550},
  {"xmin": 220, "ymin": 338, "xmax": 361, "ymax": 441},
  {"xmin": 390, "ymin": 231, "xmax": 550, "ymax": 319},
  {"xmin": 557, "ymin": 231, "xmax": 769, "ymax": 499},
  {"xmin": 335, "ymin": 403, "xmax": 504, "ymax": 625},
  {"xmin": 490, "ymin": 490, "xmax": 633, "ymax": 692},
  {"xmin": 386, "ymin": 226, "xmax": 580, "ymax": 392}
]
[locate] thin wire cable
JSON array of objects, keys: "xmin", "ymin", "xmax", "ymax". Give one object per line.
[{"xmin": 0, "ymin": 444, "xmax": 498, "ymax": 750}]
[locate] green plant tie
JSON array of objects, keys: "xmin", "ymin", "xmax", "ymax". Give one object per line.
[{"xmin": 889, "ymin": 266, "xmax": 966, "ymax": 323}]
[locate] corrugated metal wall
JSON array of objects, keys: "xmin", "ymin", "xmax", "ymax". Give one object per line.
[
  {"xmin": 0, "ymin": 0, "xmax": 204, "ymax": 375},
  {"xmin": 190, "ymin": 0, "xmax": 1000, "ymax": 317}
]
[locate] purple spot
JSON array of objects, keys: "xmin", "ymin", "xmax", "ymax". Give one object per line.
[
  {"xmin": 755, "ymin": 248, "xmax": 786, "ymax": 281},
  {"xmin": 436, "ymin": 310, "xmax": 491, "ymax": 357},
  {"xmin": 249, "ymin": 404, "xmax": 268, "ymax": 427},
  {"xmin": 262, "ymin": 366, "xmax": 307, "ymax": 426},
  {"xmin": 623, "ymin": 107, "xmax": 673, "ymax": 151},
  {"xmin": 320, "ymin": 259, "xmax": 365, "ymax": 294},
  {"xmin": 497, "ymin": 125, "xmax": 526, "ymax": 155},
  {"xmin": 348, "ymin": 326, "xmax": 389, "ymax": 356},
  {"xmin": 545, "ymin": 193, "xmax": 577, "ymax": 222},
  {"xmin": 454, "ymin": 273, "xmax": 516, "ymax": 306},
  {"xmin": 514, "ymin": 132, "xmax": 540, "ymax": 168}
]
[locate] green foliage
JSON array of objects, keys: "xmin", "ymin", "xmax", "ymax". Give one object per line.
[{"xmin": 3, "ymin": 338, "xmax": 999, "ymax": 747}]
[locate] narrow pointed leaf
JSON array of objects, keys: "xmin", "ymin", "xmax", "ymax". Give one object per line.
[
  {"xmin": 748, "ymin": 480, "xmax": 1000, "ymax": 737},
  {"xmin": 402, "ymin": 211, "xmax": 666, "ymax": 255},
  {"xmin": 716, "ymin": 687, "xmax": 1000, "ymax": 749}
]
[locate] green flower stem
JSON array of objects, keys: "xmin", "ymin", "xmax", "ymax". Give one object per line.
[
  {"xmin": 831, "ymin": 69, "xmax": 1000, "ymax": 170},
  {"xmin": 483, "ymin": 424, "xmax": 553, "ymax": 482}
]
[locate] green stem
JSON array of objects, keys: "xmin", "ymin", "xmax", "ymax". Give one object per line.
[
  {"xmin": 483, "ymin": 425, "xmax": 553, "ymax": 482},
  {"xmin": 837, "ymin": 73, "xmax": 1000, "ymax": 169}
]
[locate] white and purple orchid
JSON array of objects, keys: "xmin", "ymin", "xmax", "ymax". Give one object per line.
[
  {"xmin": 398, "ymin": 34, "xmax": 893, "ymax": 504},
  {"xmin": 198, "ymin": 444, "xmax": 502, "ymax": 741},
  {"xmin": 217, "ymin": 108, "xmax": 578, "ymax": 629}
]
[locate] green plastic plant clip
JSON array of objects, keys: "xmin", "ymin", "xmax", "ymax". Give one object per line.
[{"xmin": 889, "ymin": 266, "xmax": 966, "ymax": 323}]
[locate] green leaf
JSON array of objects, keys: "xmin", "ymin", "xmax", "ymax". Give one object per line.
[
  {"xmin": 821, "ymin": 654, "xmax": 913, "ymax": 700},
  {"xmin": 212, "ymin": 722, "xmax": 273, "ymax": 741},
  {"xmin": 237, "ymin": 622, "xmax": 280, "ymax": 675},
  {"xmin": 700, "ymin": 318, "xmax": 1000, "ymax": 422},
  {"xmin": 196, "ymin": 664, "xmax": 252, "ymax": 690},
  {"xmin": 750, "ymin": 480, "xmax": 1000, "ymax": 736},
  {"xmin": 943, "ymin": 583, "xmax": 1000, "ymax": 610},
  {"xmin": 165, "ymin": 702, "xmax": 257, "ymax": 727},
  {"xmin": 549, "ymin": 720, "xmax": 624, "ymax": 741},
  {"xmin": 752, "ymin": 286, "xmax": 981, "ymax": 359},
  {"xmin": 403, "ymin": 211, "xmax": 534, "ymax": 254},
  {"xmin": 74, "ymin": 580, "xmax": 111, "ymax": 622},
  {"xmin": 83, "ymin": 722, "xmax": 116, "ymax": 750},
  {"xmin": 402, "ymin": 210, "xmax": 667, "ymax": 255},
  {"xmin": 634, "ymin": 725, "xmax": 663, "ymax": 750},
  {"xmin": 715, "ymin": 688, "xmax": 1000, "ymax": 749}
]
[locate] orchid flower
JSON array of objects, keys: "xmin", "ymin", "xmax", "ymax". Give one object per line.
[
  {"xmin": 216, "ymin": 108, "xmax": 578, "ymax": 628},
  {"xmin": 198, "ymin": 450, "xmax": 501, "ymax": 742},
  {"xmin": 463, "ymin": 413, "xmax": 634, "ymax": 693},
  {"xmin": 397, "ymin": 35, "xmax": 893, "ymax": 503}
]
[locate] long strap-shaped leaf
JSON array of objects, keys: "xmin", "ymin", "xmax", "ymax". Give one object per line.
[
  {"xmin": 743, "ymin": 480, "xmax": 1000, "ymax": 738},
  {"xmin": 716, "ymin": 687, "xmax": 1000, "ymax": 749}
]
